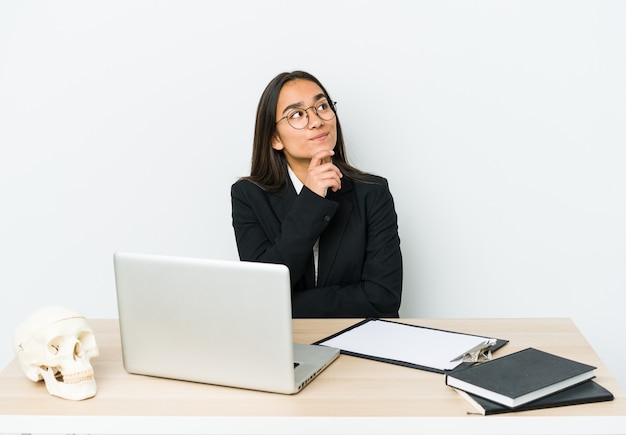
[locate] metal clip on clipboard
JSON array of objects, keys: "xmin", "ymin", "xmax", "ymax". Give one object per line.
[{"xmin": 450, "ymin": 339, "xmax": 497, "ymax": 363}]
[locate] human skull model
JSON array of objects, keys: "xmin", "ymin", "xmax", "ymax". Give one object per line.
[{"xmin": 13, "ymin": 305, "xmax": 99, "ymax": 400}]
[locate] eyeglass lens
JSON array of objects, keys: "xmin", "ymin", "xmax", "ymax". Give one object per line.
[{"xmin": 286, "ymin": 100, "xmax": 336, "ymax": 129}]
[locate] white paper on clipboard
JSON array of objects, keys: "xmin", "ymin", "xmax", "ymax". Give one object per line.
[{"xmin": 317, "ymin": 319, "xmax": 496, "ymax": 371}]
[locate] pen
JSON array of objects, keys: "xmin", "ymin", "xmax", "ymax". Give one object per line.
[{"xmin": 450, "ymin": 339, "xmax": 496, "ymax": 362}]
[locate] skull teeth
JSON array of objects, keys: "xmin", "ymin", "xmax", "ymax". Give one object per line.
[{"xmin": 59, "ymin": 369, "xmax": 95, "ymax": 384}]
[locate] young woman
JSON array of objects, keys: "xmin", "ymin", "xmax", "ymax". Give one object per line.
[{"xmin": 231, "ymin": 71, "xmax": 402, "ymax": 318}]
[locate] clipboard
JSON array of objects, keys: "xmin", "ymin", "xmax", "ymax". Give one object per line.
[{"xmin": 314, "ymin": 318, "xmax": 508, "ymax": 374}]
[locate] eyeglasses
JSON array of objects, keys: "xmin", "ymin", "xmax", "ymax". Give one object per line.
[{"xmin": 276, "ymin": 100, "xmax": 337, "ymax": 130}]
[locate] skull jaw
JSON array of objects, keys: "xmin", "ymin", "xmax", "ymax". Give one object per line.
[{"xmin": 40, "ymin": 367, "xmax": 97, "ymax": 400}]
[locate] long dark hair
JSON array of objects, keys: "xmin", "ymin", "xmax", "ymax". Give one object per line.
[{"xmin": 243, "ymin": 71, "xmax": 365, "ymax": 191}]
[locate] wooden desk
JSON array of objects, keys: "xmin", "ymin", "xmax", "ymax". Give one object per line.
[{"xmin": 1, "ymin": 318, "xmax": 625, "ymax": 434}]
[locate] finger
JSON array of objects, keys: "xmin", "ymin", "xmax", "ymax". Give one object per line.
[
  {"xmin": 309, "ymin": 149, "xmax": 335, "ymax": 168},
  {"xmin": 307, "ymin": 164, "xmax": 342, "ymax": 185},
  {"xmin": 305, "ymin": 172, "xmax": 341, "ymax": 197},
  {"xmin": 314, "ymin": 168, "xmax": 342, "ymax": 193}
]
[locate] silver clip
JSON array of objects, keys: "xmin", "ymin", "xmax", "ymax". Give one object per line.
[{"xmin": 450, "ymin": 339, "xmax": 496, "ymax": 363}]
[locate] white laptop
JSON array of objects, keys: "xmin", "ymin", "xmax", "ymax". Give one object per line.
[{"xmin": 113, "ymin": 252, "xmax": 339, "ymax": 394}]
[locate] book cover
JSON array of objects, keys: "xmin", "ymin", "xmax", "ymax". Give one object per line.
[
  {"xmin": 454, "ymin": 380, "xmax": 613, "ymax": 415},
  {"xmin": 445, "ymin": 347, "xmax": 596, "ymax": 407}
]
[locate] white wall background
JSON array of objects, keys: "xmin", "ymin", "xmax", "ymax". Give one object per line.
[{"xmin": 1, "ymin": 0, "xmax": 625, "ymax": 389}]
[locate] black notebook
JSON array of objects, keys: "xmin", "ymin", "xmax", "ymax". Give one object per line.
[
  {"xmin": 453, "ymin": 379, "xmax": 613, "ymax": 415},
  {"xmin": 445, "ymin": 347, "xmax": 596, "ymax": 407}
]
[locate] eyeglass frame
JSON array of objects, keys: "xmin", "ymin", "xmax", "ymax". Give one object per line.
[{"xmin": 275, "ymin": 100, "xmax": 338, "ymax": 130}]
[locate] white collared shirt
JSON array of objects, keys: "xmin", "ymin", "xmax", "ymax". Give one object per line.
[{"xmin": 287, "ymin": 166, "xmax": 320, "ymax": 286}]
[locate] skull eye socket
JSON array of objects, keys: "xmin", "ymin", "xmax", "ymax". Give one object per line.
[
  {"xmin": 47, "ymin": 338, "xmax": 62, "ymax": 355},
  {"xmin": 46, "ymin": 336, "xmax": 84, "ymax": 358},
  {"xmin": 73, "ymin": 341, "xmax": 83, "ymax": 359}
]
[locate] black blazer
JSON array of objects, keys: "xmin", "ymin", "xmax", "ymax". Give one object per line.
[{"xmin": 231, "ymin": 174, "xmax": 402, "ymax": 318}]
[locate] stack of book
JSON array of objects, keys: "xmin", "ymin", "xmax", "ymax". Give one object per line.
[{"xmin": 445, "ymin": 347, "xmax": 614, "ymax": 415}]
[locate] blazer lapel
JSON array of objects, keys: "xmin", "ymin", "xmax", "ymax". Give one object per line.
[
  {"xmin": 264, "ymin": 177, "xmax": 354, "ymax": 288},
  {"xmin": 268, "ymin": 179, "xmax": 297, "ymax": 222},
  {"xmin": 318, "ymin": 178, "xmax": 354, "ymax": 286}
]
